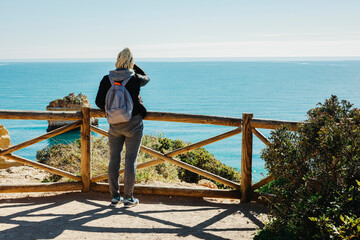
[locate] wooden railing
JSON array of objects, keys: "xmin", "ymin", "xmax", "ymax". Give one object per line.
[{"xmin": 0, "ymin": 108, "xmax": 299, "ymax": 203}]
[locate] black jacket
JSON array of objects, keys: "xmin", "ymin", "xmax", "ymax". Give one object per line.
[{"xmin": 95, "ymin": 64, "xmax": 150, "ymax": 118}]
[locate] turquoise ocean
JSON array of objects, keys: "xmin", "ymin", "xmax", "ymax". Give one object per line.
[{"xmin": 1, "ymin": 60, "xmax": 360, "ymax": 182}]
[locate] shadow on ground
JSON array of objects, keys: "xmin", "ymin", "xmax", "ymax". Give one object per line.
[{"xmin": 0, "ymin": 192, "xmax": 268, "ymax": 240}]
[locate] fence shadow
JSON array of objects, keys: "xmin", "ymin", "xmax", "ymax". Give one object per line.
[{"xmin": 0, "ymin": 192, "xmax": 268, "ymax": 239}]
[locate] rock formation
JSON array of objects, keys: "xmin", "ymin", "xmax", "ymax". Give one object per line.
[
  {"xmin": 46, "ymin": 93, "xmax": 98, "ymax": 131},
  {"xmin": 0, "ymin": 125, "xmax": 23, "ymax": 168}
]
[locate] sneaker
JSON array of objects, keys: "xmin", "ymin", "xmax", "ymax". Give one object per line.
[
  {"xmin": 110, "ymin": 196, "xmax": 123, "ymax": 207},
  {"xmin": 124, "ymin": 197, "xmax": 139, "ymax": 208}
]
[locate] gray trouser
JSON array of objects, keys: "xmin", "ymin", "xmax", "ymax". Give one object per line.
[{"xmin": 108, "ymin": 115, "xmax": 143, "ymax": 199}]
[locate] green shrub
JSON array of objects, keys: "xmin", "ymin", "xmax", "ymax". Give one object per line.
[
  {"xmin": 37, "ymin": 134, "xmax": 240, "ymax": 188},
  {"xmin": 255, "ymin": 96, "xmax": 360, "ymax": 240},
  {"xmin": 142, "ymin": 134, "xmax": 241, "ymax": 188}
]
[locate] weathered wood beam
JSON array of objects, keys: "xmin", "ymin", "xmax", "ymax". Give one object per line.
[
  {"xmin": 81, "ymin": 107, "xmax": 91, "ymax": 192},
  {"xmin": 4, "ymin": 154, "xmax": 82, "ymax": 181},
  {"xmin": 90, "ymin": 109, "xmax": 242, "ymax": 127},
  {"xmin": 91, "ymin": 109, "xmax": 301, "ymax": 130},
  {"xmin": 0, "ymin": 110, "xmax": 81, "ymax": 120},
  {"xmin": 252, "ymin": 128, "xmax": 271, "ymax": 146},
  {"xmin": 251, "ymin": 118, "xmax": 299, "ymax": 130},
  {"xmin": 0, "ymin": 182, "xmax": 83, "ymax": 193},
  {"xmin": 251, "ymin": 175, "xmax": 275, "ymax": 191},
  {"xmin": 89, "ymin": 108, "xmax": 105, "ymax": 118},
  {"xmin": 91, "ymin": 183, "xmax": 241, "ymax": 199},
  {"xmin": 241, "ymin": 113, "xmax": 253, "ymax": 203},
  {"xmin": 0, "ymin": 160, "xmax": 23, "ymax": 169},
  {"xmin": 0, "ymin": 109, "xmax": 301, "ymax": 130}
]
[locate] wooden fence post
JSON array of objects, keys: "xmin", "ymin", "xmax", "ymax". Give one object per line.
[
  {"xmin": 81, "ymin": 107, "xmax": 91, "ymax": 192},
  {"xmin": 241, "ymin": 113, "xmax": 253, "ymax": 203}
]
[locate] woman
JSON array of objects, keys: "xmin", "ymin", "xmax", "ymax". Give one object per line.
[{"xmin": 96, "ymin": 47, "xmax": 150, "ymax": 207}]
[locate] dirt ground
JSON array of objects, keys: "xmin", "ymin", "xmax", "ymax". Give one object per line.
[{"xmin": 0, "ymin": 167, "xmax": 269, "ymax": 240}]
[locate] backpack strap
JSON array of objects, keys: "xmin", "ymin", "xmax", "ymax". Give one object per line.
[{"xmin": 108, "ymin": 76, "xmax": 133, "ymax": 86}]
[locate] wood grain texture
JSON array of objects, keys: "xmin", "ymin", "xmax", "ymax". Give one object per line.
[
  {"xmin": 241, "ymin": 113, "xmax": 253, "ymax": 203},
  {"xmin": 91, "ymin": 183, "xmax": 241, "ymax": 199},
  {"xmin": 0, "ymin": 182, "xmax": 83, "ymax": 193},
  {"xmin": 0, "ymin": 160, "xmax": 23, "ymax": 169},
  {"xmin": 81, "ymin": 107, "xmax": 91, "ymax": 192},
  {"xmin": 0, "ymin": 110, "xmax": 81, "ymax": 120},
  {"xmin": 252, "ymin": 128, "xmax": 271, "ymax": 146},
  {"xmin": 251, "ymin": 175, "xmax": 275, "ymax": 191},
  {"xmin": 90, "ymin": 109, "xmax": 242, "ymax": 127},
  {"xmin": 251, "ymin": 118, "xmax": 299, "ymax": 130},
  {"xmin": 4, "ymin": 154, "xmax": 82, "ymax": 181}
]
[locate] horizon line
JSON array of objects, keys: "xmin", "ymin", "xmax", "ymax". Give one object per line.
[{"xmin": 1, "ymin": 56, "xmax": 360, "ymax": 63}]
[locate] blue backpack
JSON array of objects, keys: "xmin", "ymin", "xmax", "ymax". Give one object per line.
[{"xmin": 105, "ymin": 77, "xmax": 133, "ymax": 124}]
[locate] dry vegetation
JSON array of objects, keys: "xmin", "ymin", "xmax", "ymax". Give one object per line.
[{"xmin": 36, "ymin": 134, "xmax": 241, "ymax": 188}]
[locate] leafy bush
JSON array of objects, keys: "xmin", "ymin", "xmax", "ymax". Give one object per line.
[
  {"xmin": 255, "ymin": 96, "xmax": 360, "ymax": 240},
  {"xmin": 142, "ymin": 134, "xmax": 241, "ymax": 188},
  {"xmin": 37, "ymin": 134, "xmax": 240, "ymax": 188}
]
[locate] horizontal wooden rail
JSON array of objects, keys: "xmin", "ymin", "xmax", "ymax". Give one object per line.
[
  {"xmin": 145, "ymin": 112, "xmax": 243, "ymax": 127},
  {"xmin": 0, "ymin": 108, "xmax": 300, "ymax": 130},
  {"xmin": 90, "ymin": 109, "xmax": 242, "ymax": 127},
  {"xmin": 0, "ymin": 120, "xmax": 81, "ymax": 157},
  {"xmin": 0, "ymin": 110, "xmax": 82, "ymax": 120},
  {"xmin": 251, "ymin": 118, "xmax": 299, "ymax": 130},
  {"xmin": 89, "ymin": 108, "xmax": 105, "ymax": 118},
  {"xmin": 92, "ymin": 109, "xmax": 300, "ymax": 129},
  {"xmin": 0, "ymin": 107, "xmax": 295, "ymax": 201},
  {"xmin": 5, "ymin": 154, "xmax": 82, "ymax": 181},
  {"xmin": 91, "ymin": 183, "xmax": 241, "ymax": 199},
  {"xmin": 0, "ymin": 182, "xmax": 83, "ymax": 193}
]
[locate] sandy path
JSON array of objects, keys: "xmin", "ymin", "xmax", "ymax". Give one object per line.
[{"xmin": 0, "ymin": 167, "xmax": 268, "ymax": 240}]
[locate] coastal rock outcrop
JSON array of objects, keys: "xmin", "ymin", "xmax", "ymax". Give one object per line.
[
  {"xmin": 0, "ymin": 125, "xmax": 23, "ymax": 168},
  {"xmin": 46, "ymin": 93, "xmax": 98, "ymax": 132}
]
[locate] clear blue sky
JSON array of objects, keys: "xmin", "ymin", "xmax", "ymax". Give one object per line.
[{"xmin": 1, "ymin": 0, "xmax": 359, "ymax": 59}]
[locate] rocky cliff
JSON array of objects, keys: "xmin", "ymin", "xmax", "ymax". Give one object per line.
[
  {"xmin": 0, "ymin": 125, "xmax": 23, "ymax": 168},
  {"xmin": 46, "ymin": 93, "xmax": 98, "ymax": 131}
]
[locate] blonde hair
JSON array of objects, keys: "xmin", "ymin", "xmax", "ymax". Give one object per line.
[{"xmin": 115, "ymin": 47, "xmax": 134, "ymax": 69}]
